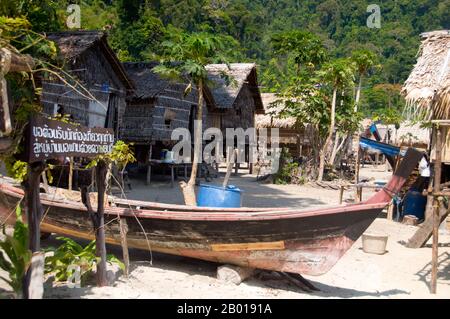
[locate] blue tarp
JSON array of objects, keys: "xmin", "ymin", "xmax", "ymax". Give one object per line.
[{"xmin": 359, "ymin": 137, "xmax": 401, "ymax": 157}]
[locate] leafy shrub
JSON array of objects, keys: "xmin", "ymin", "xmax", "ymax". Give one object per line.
[
  {"xmin": 0, "ymin": 206, "xmax": 32, "ymax": 297},
  {"xmin": 44, "ymin": 237, "xmax": 124, "ymax": 286}
]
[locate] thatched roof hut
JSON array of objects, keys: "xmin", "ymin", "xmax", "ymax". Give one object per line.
[
  {"xmin": 255, "ymin": 93, "xmax": 312, "ymax": 156},
  {"xmin": 402, "ymin": 30, "xmax": 450, "ymax": 119},
  {"xmin": 205, "ymin": 63, "xmax": 264, "ymax": 112},
  {"xmin": 255, "ymin": 93, "xmax": 297, "ymax": 129},
  {"xmin": 41, "ymin": 31, "xmax": 133, "ymax": 131}
]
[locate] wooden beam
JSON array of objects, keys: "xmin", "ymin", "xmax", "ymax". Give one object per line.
[
  {"xmin": 0, "ymin": 48, "xmax": 35, "ymax": 73},
  {"xmin": 431, "ymin": 127, "xmax": 443, "ymax": 294},
  {"xmin": 217, "ymin": 265, "xmax": 254, "ymax": 285}
]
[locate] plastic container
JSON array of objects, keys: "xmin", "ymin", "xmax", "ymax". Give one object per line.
[
  {"xmin": 362, "ymin": 232, "xmax": 388, "ymax": 255},
  {"xmin": 164, "ymin": 151, "xmax": 175, "ymax": 163},
  {"xmin": 402, "ymin": 190, "xmax": 427, "ymax": 220},
  {"xmin": 197, "ymin": 184, "xmax": 242, "ymax": 208}
]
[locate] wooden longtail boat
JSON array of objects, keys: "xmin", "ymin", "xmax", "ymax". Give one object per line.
[{"xmin": 0, "ymin": 149, "xmax": 422, "ymax": 276}]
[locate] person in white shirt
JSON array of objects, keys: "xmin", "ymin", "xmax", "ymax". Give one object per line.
[{"xmin": 415, "ymin": 154, "xmax": 430, "ymax": 192}]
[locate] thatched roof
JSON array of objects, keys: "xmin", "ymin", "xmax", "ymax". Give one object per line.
[
  {"xmin": 402, "ymin": 30, "xmax": 450, "ymax": 119},
  {"xmin": 360, "ymin": 119, "xmax": 430, "ymax": 146},
  {"xmin": 123, "ymin": 62, "xmax": 170, "ymax": 99},
  {"xmin": 394, "ymin": 121, "xmax": 430, "ymax": 147},
  {"xmin": 47, "ymin": 30, "xmax": 134, "ymax": 90},
  {"xmin": 205, "ymin": 63, "xmax": 264, "ymax": 112},
  {"xmin": 255, "ymin": 93, "xmax": 297, "ymax": 129}
]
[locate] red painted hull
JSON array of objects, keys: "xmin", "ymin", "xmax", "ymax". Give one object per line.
[{"xmin": 0, "ymin": 148, "xmax": 423, "ymax": 275}]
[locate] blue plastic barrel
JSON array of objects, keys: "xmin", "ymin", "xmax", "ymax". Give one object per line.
[
  {"xmin": 402, "ymin": 190, "xmax": 427, "ymax": 220},
  {"xmin": 197, "ymin": 184, "xmax": 243, "ymax": 208}
]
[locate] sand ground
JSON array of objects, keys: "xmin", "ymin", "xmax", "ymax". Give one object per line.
[{"xmin": 1, "ymin": 165, "xmax": 450, "ymax": 299}]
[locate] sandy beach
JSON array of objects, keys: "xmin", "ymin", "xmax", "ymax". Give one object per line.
[{"xmin": 1, "ymin": 165, "xmax": 450, "ymax": 299}]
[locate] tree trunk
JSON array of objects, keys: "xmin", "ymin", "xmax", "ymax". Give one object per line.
[
  {"xmin": 354, "ymin": 75, "xmax": 363, "ymax": 112},
  {"xmin": 181, "ymin": 79, "xmax": 204, "ymax": 206},
  {"xmin": 317, "ymin": 89, "xmax": 337, "ymax": 182},
  {"xmin": 329, "ymin": 132, "xmax": 340, "ymax": 166}
]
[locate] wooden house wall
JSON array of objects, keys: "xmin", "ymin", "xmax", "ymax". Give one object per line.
[
  {"xmin": 120, "ymin": 99, "xmax": 154, "ymax": 143},
  {"xmin": 41, "ymin": 46, "xmax": 127, "ymax": 133},
  {"xmin": 151, "ymin": 83, "xmax": 198, "ymax": 142},
  {"xmin": 220, "ymin": 83, "xmax": 255, "ymax": 131}
]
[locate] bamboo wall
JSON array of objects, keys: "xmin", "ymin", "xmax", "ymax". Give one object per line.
[{"xmin": 41, "ymin": 46, "xmax": 127, "ymax": 133}]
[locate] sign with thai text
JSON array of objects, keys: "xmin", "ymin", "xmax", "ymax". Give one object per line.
[{"xmin": 28, "ymin": 115, "xmax": 114, "ymax": 162}]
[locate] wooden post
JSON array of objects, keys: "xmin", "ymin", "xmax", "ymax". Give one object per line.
[
  {"xmin": 223, "ymin": 148, "xmax": 236, "ymax": 188},
  {"xmin": 431, "ymin": 126, "xmax": 443, "ymax": 294},
  {"xmin": 95, "ymin": 160, "xmax": 108, "ymax": 287},
  {"xmin": 68, "ymin": 157, "xmax": 73, "ymax": 191},
  {"xmin": 146, "ymin": 145, "xmax": 152, "ymax": 185},
  {"xmin": 81, "ymin": 161, "xmax": 108, "ymax": 287},
  {"xmin": 355, "ymin": 136, "xmax": 361, "ymax": 200},
  {"xmin": 387, "ymin": 202, "xmax": 394, "ymax": 221},
  {"xmin": 119, "ymin": 217, "xmax": 130, "ymax": 278},
  {"xmin": 23, "ymin": 161, "xmax": 46, "ymax": 299},
  {"xmin": 339, "ymin": 186, "xmax": 345, "ymax": 204}
]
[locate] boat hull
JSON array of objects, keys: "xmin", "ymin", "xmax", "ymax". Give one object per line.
[{"xmin": 0, "ymin": 184, "xmax": 383, "ymax": 276}]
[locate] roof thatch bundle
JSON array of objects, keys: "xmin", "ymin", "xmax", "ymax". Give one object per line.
[
  {"xmin": 394, "ymin": 121, "xmax": 430, "ymax": 147},
  {"xmin": 205, "ymin": 63, "xmax": 264, "ymax": 112},
  {"xmin": 123, "ymin": 62, "xmax": 171, "ymax": 100},
  {"xmin": 255, "ymin": 93, "xmax": 297, "ymax": 129},
  {"xmin": 402, "ymin": 30, "xmax": 450, "ymax": 120},
  {"xmin": 47, "ymin": 31, "xmax": 134, "ymax": 91}
]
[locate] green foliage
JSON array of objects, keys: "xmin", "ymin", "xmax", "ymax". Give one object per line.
[
  {"xmin": 86, "ymin": 140, "xmax": 136, "ymax": 170},
  {"xmin": 4, "ymin": 159, "xmax": 28, "ymax": 183},
  {"xmin": 0, "ymin": 0, "xmax": 62, "ymax": 32},
  {"xmin": 273, "ymin": 150, "xmax": 306, "ymax": 185},
  {"xmin": 351, "ymin": 49, "xmax": 379, "ymax": 77},
  {"xmin": 373, "ymin": 107, "xmax": 403, "ymax": 127},
  {"xmin": 271, "ymin": 30, "xmax": 328, "ymax": 71},
  {"xmin": 318, "ymin": 58, "xmax": 356, "ymax": 90},
  {"xmin": 44, "ymin": 237, "xmax": 124, "ymax": 285},
  {"xmin": 154, "ymin": 31, "xmax": 229, "ymax": 86},
  {"xmin": 0, "ymin": 206, "xmax": 31, "ymax": 297}
]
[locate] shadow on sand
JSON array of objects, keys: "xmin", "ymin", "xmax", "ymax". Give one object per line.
[{"xmin": 40, "ymin": 235, "xmax": 408, "ymax": 299}]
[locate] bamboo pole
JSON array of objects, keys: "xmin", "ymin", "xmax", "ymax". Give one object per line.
[
  {"xmin": 68, "ymin": 157, "xmax": 73, "ymax": 191},
  {"xmin": 431, "ymin": 126, "xmax": 443, "ymax": 294},
  {"xmin": 354, "ymin": 135, "xmax": 361, "ymax": 200}
]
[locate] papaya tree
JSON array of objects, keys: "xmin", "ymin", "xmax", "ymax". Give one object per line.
[
  {"xmin": 153, "ymin": 31, "xmax": 227, "ymax": 206},
  {"xmin": 351, "ymin": 49, "xmax": 378, "ymax": 111},
  {"xmin": 317, "ymin": 58, "xmax": 356, "ymax": 182}
]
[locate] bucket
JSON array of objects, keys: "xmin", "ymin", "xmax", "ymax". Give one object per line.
[
  {"xmin": 197, "ymin": 184, "xmax": 242, "ymax": 208},
  {"xmin": 402, "ymin": 190, "xmax": 427, "ymax": 220},
  {"xmin": 362, "ymin": 232, "xmax": 388, "ymax": 255},
  {"xmin": 164, "ymin": 151, "xmax": 175, "ymax": 162}
]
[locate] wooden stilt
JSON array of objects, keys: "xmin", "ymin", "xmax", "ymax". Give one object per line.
[
  {"xmin": 354, "ymin": 136, "xmax": 361, "ymax": 200},
  {"xmin": 339, "ymin": 186, "xmax": 345, "ymax": 204},
  {"xmin": 431, "ymin": 127, "xmax": 443, "ymax": 294},
  {"xmin": 68, "ymin": 157, "xmax": 73, "ymax": 191}
]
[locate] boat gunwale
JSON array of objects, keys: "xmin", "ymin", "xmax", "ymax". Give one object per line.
[{"xmin": 0, "ymin": 182, "xmax": 388, "ymax": 222}]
